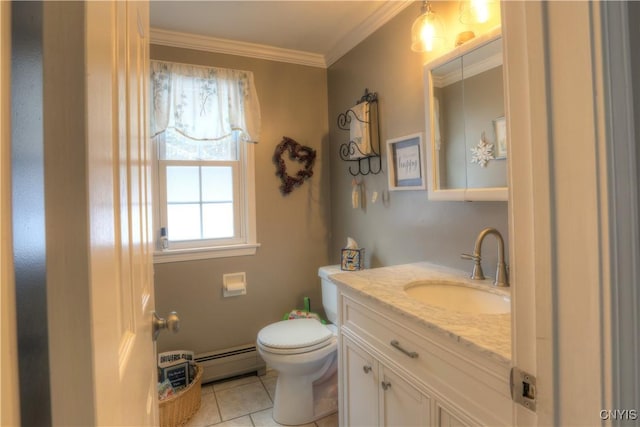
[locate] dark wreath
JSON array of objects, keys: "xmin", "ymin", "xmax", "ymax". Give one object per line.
[{"xmin": 273, "ymin": 136, "xmax": 316, "ymax": 195}]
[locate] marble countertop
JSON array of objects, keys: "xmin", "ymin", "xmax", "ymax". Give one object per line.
[{"xmin": 330, "ymin": 262, "xmax": 511, "ymax": 366}]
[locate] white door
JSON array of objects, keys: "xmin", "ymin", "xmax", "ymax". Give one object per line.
[
  {"xmin": 503, "ymin": 1, "xmax": 626, "ymax": 424},
  {"xmin": 86, "ymin": 1, "xmax": 158, "ymax": 425}
]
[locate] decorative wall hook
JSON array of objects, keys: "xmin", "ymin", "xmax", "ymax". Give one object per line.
[{"xmin": 336, "ymin": 89, "xmax": 382, "ymax": 176}]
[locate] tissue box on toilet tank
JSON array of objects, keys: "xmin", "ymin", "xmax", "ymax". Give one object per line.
[{"xmin": 341, "ymin": 248, "xmax": 365, "ymax": 271}]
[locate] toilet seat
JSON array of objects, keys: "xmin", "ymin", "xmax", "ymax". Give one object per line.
[{"xmin": 258, "ymin": 318, "xmax": 333, "ymax": 355}]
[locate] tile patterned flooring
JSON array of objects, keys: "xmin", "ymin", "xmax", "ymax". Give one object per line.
[{"xmin": 186, "ymin": 371, "xmax": 339, "ymax": 427}]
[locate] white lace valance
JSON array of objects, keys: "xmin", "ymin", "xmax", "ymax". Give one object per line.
[{"xmin": 151, "ymin": 60, "xmax": 261, "ymax": 143}]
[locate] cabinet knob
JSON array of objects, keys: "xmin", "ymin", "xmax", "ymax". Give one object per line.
[
  {"xmin": 381, "ymin": 381, "xmax": 392, "ymax": 391},
  {"xmin": 363, "ymin": 365, "xmax": 372, "ymax": 374}
]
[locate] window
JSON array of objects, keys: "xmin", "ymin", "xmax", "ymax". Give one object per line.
[
  {"xmin": 158, "ymin": 130, "xmax": 241, "ymax": 244},
  {"xmin": 150, "ymin": 61, "xmax": 260, "ymax": 263}
]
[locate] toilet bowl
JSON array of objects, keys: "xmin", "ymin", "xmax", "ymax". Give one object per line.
[
  {"xmin": 256, "ymin": 265, "xmax": 342, "ymax": 425},
  {"xmin": 257, "ymin": 319, "xmax": 338, "ymax": 425}
]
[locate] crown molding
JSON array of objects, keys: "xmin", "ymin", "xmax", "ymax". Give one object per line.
[
  {"xmin": 150, "ymin": 28, "xmax": 328, "ymax": 68},
  {"xmin": 325, "ymin": 0, "xmax": 413, "ymax": 67},
  {"xmin": 151, "ymin": 1, "xmax": 413, "ymax": 69}
]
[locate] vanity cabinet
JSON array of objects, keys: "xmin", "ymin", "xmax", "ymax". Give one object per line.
[
  {"xmin": 339, "ymin": 291, "xmax": 511, "ymax": 426},
  {"xmin": 343, "ymin": 336, "xmax": 430, "ymax": 426}
]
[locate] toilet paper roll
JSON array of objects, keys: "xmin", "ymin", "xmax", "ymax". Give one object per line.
[{"xmin": 225, "ymin": 282, "xmax": 245, "ymax": 292}]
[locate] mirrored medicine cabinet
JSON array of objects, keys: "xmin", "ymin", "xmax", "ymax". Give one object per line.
[{"xmin": 424, "ymin": 27, "xmax": 508, "ymax": 201}]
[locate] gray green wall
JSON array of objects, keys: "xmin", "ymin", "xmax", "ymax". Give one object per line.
[
  {"xmin": 327, "ymin": 2, "xmax": 508, "ymax": 270},
  {"xmin": 151, "ymin": 45, "xmax": 331, "ymax": 354}
]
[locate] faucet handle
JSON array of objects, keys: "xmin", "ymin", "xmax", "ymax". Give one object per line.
[
  {"xmin": 461, "ymin": 253, "xmax": 485, "ymax": 280},
  {"xmin": 460, "ymin": 253, "xmax": 480, "ymax": 262}
]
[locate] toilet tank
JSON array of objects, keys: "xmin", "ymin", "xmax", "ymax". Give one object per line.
[{"xmin": 318, "ymin": 265, "xmax": 342, "ymax": 324}]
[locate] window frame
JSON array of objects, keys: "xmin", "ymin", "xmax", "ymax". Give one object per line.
[{"xmin": 152, "ymin": 132, "xmax": 258, "ymax": 264}]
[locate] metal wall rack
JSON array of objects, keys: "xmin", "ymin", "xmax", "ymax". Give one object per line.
[{"xmin": 337, "ymin": 89, "xmax": 382, "ymax": 176}]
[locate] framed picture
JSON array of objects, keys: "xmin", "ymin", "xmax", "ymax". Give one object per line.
[
  {"xmin": 386, "ymin": 133, "xmax": 425, "ymax": 191},
  {"xmin": 493, "ymin": 116, "xmax": 507, "ymax": 159}
]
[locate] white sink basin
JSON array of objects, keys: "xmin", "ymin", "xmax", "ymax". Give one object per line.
[{"xmin": 404, "ymin": 281, "xmax": 510, "ymax": 314}]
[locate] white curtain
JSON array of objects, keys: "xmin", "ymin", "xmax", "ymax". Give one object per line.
[{"xmin": 151, "ymin": 60, "xmax": 261, "ymax": 143}]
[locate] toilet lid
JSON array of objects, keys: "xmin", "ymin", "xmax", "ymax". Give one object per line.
[{"xmin": 258, "ymin": 318, "xmax": 333, "ymax": 350}]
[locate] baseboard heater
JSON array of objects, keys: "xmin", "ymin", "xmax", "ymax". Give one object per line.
[{"xmin": 195, "ymin": 344, "xmax": 266, "ymax": 384}]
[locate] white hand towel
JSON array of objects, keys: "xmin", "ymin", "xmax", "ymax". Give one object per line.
[{"xmin": 349, "ymin": 102, "xmax": 371, "ymax": 159}]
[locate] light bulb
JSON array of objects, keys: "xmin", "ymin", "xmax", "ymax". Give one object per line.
[
  {"xmin": 411, "ymin": 2, "xmax": 445, "ymax": 53},
  {"xmin": 472, "ymin": 0, "xmax": 490, "ymax": 23},
  {"xmin": 459, "ymin": 0, "xmax": 492, "ymax": 25},
  {"xmin": 421, "ymin": 22, "xmax": 436, "ymax": 52}
]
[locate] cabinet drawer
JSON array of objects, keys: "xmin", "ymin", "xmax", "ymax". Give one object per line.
[
  {"xmin": 343, "ymin": 295, "xmax": 447, "ymax": 385},
  {"xmin": 341, "ymin": 294, "xmax": 512, "ymax": 426}
]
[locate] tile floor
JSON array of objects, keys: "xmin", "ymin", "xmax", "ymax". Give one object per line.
[{"xmin": 186, "ymin": 370, "xmax": 339, "ymax": 427}]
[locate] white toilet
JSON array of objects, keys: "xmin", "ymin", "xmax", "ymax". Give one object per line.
[{"xmin": 257, "ymin": 265, "xmax": 342, "ymax": 425}]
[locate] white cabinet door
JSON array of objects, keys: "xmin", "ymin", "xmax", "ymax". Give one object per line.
[
  {"xmin": 379, "ymin": 365, "xmax": 431, "ymax": 427},
  {"xmin": 343, "ymin": 336, "xmax": 432, "ymax": 427},
  {"xmin": 436, "ymin": 403, "xmax": 471, "ymax": 427},
  {"xmin": 343, "ymin": 337, "xmax": 379, "ymax": 427}
]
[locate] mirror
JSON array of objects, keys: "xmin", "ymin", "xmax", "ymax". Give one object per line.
[{"xmin": 424, "ymin": 28, "xmax": 507, "ymax": 201}]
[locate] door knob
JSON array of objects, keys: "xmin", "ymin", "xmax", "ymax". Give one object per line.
[{"xmin": 152, "ymin": 311, "xmax": 180, "ymax": 341}]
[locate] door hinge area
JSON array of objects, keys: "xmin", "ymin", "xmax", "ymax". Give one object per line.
[{"xmin": 510, "ymin": 367, "xmax": 537, "ymax": 412}]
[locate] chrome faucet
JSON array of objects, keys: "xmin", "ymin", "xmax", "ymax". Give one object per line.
[{"xmin": 461, "ymin": 227, "xmax": 509, "ymax": 287}]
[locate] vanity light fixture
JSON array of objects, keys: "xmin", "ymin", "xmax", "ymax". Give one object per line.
[
  {"xmin": 459, "ymin": 0, "xmax": 492, "ymax": 24},
  {"xmin": 411, "ymin": 1, "xmax": 445, "ymax": 53}
]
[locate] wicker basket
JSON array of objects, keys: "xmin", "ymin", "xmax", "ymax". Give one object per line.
[{"xmin": 159, "ymin": 365, "xmax": 203, "ymax": 427}]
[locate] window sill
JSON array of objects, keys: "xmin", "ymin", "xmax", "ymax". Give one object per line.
[{"xmin": 153, "ymin": 243, "xmax": 260, "ymax": 264}]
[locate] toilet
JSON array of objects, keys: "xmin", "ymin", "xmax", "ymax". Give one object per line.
[{"xmin": 257, "ymin": 265, "xmax": 342, "ymax": 425}]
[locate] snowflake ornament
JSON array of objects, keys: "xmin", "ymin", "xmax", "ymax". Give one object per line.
[{"xmin": 470, "ymin": 136, "xmax": 494, "ymax": 168}]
